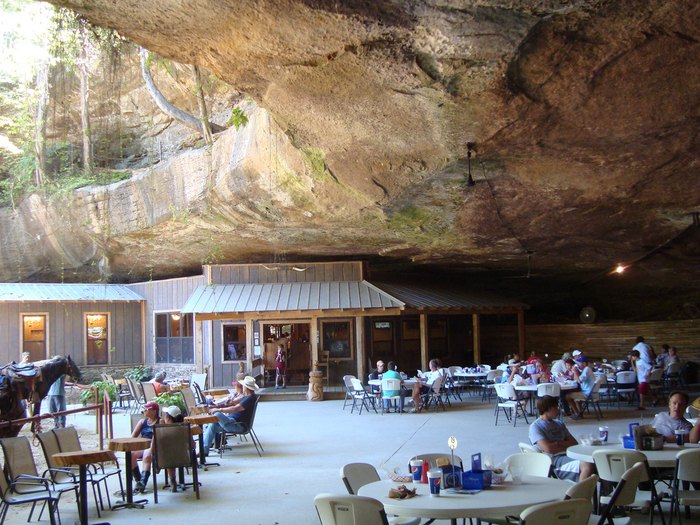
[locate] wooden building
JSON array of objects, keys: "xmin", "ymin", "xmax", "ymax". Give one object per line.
[{"xmin": 0, "ymin": 262, "xmax": 526, "ymax": 386}]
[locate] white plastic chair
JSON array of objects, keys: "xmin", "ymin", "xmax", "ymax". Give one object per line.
[
  {"xmin": 519, "ymin": 498, "xmax": 592, "ymax": 525},
  {"xmin": 504, "ymin": 452, "xmax": 552, "ymax": 478},
  {"xmin": 589, "ymin": 462, "xmax": 646, "ymax": 525},
  {"xmin": 614, "ymin": 371, "xmax": 637, "ymax": 407},
  {"xmin": 518, "ymin": 442, "xmax": 540, "ymax": 454},
  {"xmin": 349, "ymin": 378, "xmax": 377, "ymax": 415},
  {"xmin": 670, "ymin": 448, "xmax": 700, "ymax": 525},
  {"xmin": 339, "ymin": 464, "xmax": 420, "ymax": 525},
  {"xmin": 592, "ymin": 450, "xmax": 665, "ymax": 524},
  {"xmin": 380, "ymin": 378, "xmax": 402, "ymax": 414},
  {"xmin": 314, "ymin": 493, "xmax": 389, "ymax": 525},
  {"xmin": 494, "ymin": 383, "xmax": 529, "ymax": 426},
  {"xmin": 565, "ymin": 474, "xmax": 599, "ymax": 501}
]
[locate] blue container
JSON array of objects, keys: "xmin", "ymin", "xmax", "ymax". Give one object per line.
[
  {"xmin": 441, "ymin": 465, "xmax": 463, "ymax": 488},
  {"xmin": 622, "ymin": 435, "xmax": 636, "ymax": 449},
  {"xmin": 462, "ymin": 469, "xmax": 492, "ymax": 490}
]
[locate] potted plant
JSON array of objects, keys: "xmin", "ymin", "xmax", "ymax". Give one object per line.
[{"xmin": 152, "ymin": 391, "xmax": 186, "ymax": 414}]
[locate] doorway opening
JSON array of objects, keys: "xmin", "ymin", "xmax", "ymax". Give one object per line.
[{"xmin": 261, "ymin": 322, "xmax": 311, "ymax": 386}]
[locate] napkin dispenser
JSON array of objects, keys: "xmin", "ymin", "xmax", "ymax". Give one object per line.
[
  {"xmin": 622, "ymin": 423, "xmax": 639, "ymax": 449},
  {"xmin": 461, "ymin": 453, "xmax": 492, "ymax": 490}
]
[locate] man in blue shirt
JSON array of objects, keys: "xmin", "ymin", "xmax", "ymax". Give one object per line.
[{"xmin": 203, "ymin": 376, "xmax": 259, "ymax": 456}]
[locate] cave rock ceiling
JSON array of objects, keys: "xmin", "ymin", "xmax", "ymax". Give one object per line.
[{"xmin": 13, "ymin": 0, "xmax": 700, "ymax": 317}]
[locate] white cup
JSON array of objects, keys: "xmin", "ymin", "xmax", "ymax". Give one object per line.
[
  {"xmin": 427, "ymin": 469, "xmax": 441, "ymax": 496},
  {"xmin": 410, "ymin": 459, "xmax": 423, "ymax": 483}
]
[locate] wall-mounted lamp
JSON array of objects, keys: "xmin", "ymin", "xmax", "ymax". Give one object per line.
[
  {"xmin": 465, "ymin": 142, "xmax": 476, "ymax": 187},
  {"xmin": 613, "ymin": 263, "xmax": 627, "ymax": 274}
]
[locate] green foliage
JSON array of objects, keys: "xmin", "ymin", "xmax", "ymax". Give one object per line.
[
  {"xmin": 152, "ymin": 391, "xmax": 186, "ymax": 414},
  {"xmin": 226, "ymin": 107, "xmax": 249, "ymax": 130},
  {"xmin": 124, "ymin": 366, "xmax": 152, "ymax": 382},
  {"xmin": 80, "ymin": 380, "xmax": 117, "ymax": 405},
  {"xmin": 302, "ymin": 148, "xmax": 333, "ymax": 182}
]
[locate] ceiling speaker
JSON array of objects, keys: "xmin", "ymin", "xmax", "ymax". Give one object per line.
[
  {"xmin": 579, "ymin": 306, "xmax": 597, "ymax": 324},
  {"xmin": 682, "ymin": 303, "xmax": 700, "ymax": 319}
]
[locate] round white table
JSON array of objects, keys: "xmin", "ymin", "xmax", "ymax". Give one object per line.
[
  {"xmin": 566, "ymin": 443, "xmax": 694, "ymax": 468},
  {"xmin": 513, "ymin": 382, "xmax": 579, "ymax": 393},
  {"xmin": 454, "ymin": 372, "xmax": 488, "ymax": 379},
  {"xmin": 357, "ymin": 477, "xmax": 571, "ymax": 525}
]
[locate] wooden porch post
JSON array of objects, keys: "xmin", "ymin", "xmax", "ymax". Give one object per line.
[
  {"xmin": 420, "ymin": 313, "xmax": 428, "ymax": 370},
  {"xmin": 195, "ymin": 317, "xmax": 204, "ymax": 373},
  {"xmin": 517, "ymin": 309, "xmax": 526, "ymax": 360},
  {"xmin": 310, "ymin": 316, "xmax": 319, "ymax": 365},
  {"xmin": 245, "ymin": 318, "xmax": 254, "ymax": 375},
  {"xmin": 472, "ymin": 313, "xmax": 481, "ymax": 364},
  {"xmin": 356, "ymin": 316, "xmax": 365, "ymax": 380}
]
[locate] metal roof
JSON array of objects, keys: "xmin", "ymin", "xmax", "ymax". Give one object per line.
[
  {"xmin": 0, "ymin": 283, "xmax": 144, "ymax": 302},
  {"xmin": 371, "ymin": 283, "xmax": 526, "ymax": 310},
  {"xmin": 181, "ymin": 281, "xmax": 404, "ymax": 314}
]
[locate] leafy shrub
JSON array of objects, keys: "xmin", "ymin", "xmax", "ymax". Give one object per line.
[
  {"xmin": 80, "ymin": 380, "xmax": 117, "ymax": 405},
  {"xmin": 124, "ymin": 366, "xmax": 151, "ymax": 382}
]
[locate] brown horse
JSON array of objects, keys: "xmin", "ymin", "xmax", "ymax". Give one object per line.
[{"xmin": 0, "ymin": 355, "xmax": 82, "ymax": 437}]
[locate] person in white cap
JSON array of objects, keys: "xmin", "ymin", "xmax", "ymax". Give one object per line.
[
  {"xmin": 162, "ymin": 405, "xmax": 190, "ymax": 492},
  {"xmin": 202, "ymin": 375, "xmax": 259, "ymax": 456}
]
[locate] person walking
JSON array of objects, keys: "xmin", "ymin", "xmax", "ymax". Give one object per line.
[{"xmin": 275, "ymin": 345, "xmax": 286, "ymax": 389}]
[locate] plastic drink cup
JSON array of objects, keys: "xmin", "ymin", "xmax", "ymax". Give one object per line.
[
  {"xmin": 427, "ymin": 469, "xmax": 441, "ymax": 496},
  {"xmin": 510, "ymin": 465, "xmax": 523, "ymax": 485},
  {"xmin": 410, "ymin": 459, "xmax": 423, "ymax": 483},
  {"xmin": 675, "ymin": 430, "xmax": 686, "ymax": 446},
  {"xmin": 599, "ymin": 426, "xmax": 609, "ymax": 443}
]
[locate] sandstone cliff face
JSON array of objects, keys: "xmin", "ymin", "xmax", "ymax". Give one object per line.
[{"xmin": 5, "ymin": 0, "xmax": 700, "ymax": 319}]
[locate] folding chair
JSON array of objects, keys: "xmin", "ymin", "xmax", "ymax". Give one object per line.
[
  {"xmin": 420, "ymin": 375, "xmax": 446, "ymax": 412},
  {"xmin": 519, "ymin": 498, "xmax": 592, "ymax": 525},
  {"xmin": 592, "ymin": 449, "xmax": 666, "ymax": 525},
  {"xmin": 342, "ymin": 375, "xmax": 357, "ymax": 410},
  {"xmin": 349, "ymin": 378, "xmax": 377, "ymax": 415},
  {"xmin": 380, "ymin": 378, "xmax": 402, "ymax": 414},
  {"xmin": 218, "ymin": 395, "xmax": 264, "ymax": 457},
  {"xmin": 504, "ymin": 453, "xmax": 552, "ymax": 478},
  {"xmin": 0, "ymin": 436, "xmax": 79, "ymax": 524},
  {"xmin": 151, "ymin": 423, "xmax": 200, "ymax": 503},
  {"xmin": 315, "ymin": 493, "xmax": 389, "ymax": 525},
  {"xmin": 614, "ymin": 372, "xmax": 637, "ymax": 407},
  {"xmin": 669, "ymin": 448, "xmax": 700, "ymax": 525},
  {"xmin": 340, "ymin": 463, "xmax": 420, "ymax": 525},
  {"xmin": 51, "ymin": 426, "xmax": 124, "ymax": 510},
  {"xmin": 494, "ymin": 383, "xmax": 529, "ymax": 426},
  {"xmin": 0, "ymin": 464, "xmax": 59, "ymax": 525}
]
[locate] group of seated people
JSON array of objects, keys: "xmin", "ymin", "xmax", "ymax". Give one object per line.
[
  {"xmin": 528, "ymin": 390, "xmax": 700, "ymax": 483},
  {"xmin": 368, "ymin": 358, "xmax": 448, "ymax": 413},
  {"xmin": 129, "ymin": 373, "xmax": 261, "ymax": 493}
]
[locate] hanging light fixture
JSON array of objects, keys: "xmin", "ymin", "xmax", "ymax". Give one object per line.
[{"xmin": 465, "ymin": 142, "xmax": 476, "ymax": 187}]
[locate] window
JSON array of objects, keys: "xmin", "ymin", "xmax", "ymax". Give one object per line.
[
  {"xmin": 322, "ymin": 320, "xmax": 352, "ymax": 359},
  {"xmin": 223, "ymin": 323, "xmax": 246, "ymax": 362},
  {"xmin": 371, "ymin": 319, "xmax": 394, "ymax": 354},
  {"xmin": 86, "ymin": 313, "xmax": 109, "ymax": 365},
  {"xmin": 155, "ymin": 312, "xmax": 194, "ymax": 364},
  {"xmin": 21, "ymin": 314, "xmax": 47, "ymax": 361}
]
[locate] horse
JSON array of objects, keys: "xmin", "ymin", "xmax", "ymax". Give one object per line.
[{"xmin": 0, "ymin": 355, "xmax": 82, "ymax": 437}]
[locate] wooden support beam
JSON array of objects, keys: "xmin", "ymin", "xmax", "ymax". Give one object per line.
[
  {"xmin": 420, "ymin": 313, "xmax": 428, "ymax": 370},
  {"xmin": 472, "ymin": 313, "xmax": 481, "ymax": 364}
]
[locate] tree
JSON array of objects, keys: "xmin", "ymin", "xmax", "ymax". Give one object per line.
[
  {"xmin": 139, "ymin": 48, "xmax": 224, "ymax": 138},
  {"xmin": 192, "ymin": 65, "xmax": 213, "ymax": 144},
  {"xmin": 77, "ymin": 18, "xmax": 93, "ymax": 174},
  {"xmin": 33, "ymin": 62, "xmax": 49, "ymax": 186}
]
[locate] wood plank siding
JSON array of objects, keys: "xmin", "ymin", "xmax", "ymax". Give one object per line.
[
  {"xmin": 526, "ymin": 320, "xmax": 700, "ymax": 363},
  {"xmin": 0, "ymin": 301, "xmax": 142, "ymax": 366},
  {"xmin": 207, "ymin": 261, "xmax": 364, "ymax": 284}
]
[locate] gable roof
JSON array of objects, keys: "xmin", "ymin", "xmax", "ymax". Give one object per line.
[
  {"xmin": 0, "ymin": 283, "xmax": 144, "ymax": 302},
  {"xmin": 181, "ymin": 281, "xmax": 404, "ymax": 314}
]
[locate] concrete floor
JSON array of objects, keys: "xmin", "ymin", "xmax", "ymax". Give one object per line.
[{"xmin": 14, "ymin": 390, "xmax": 700, "ymax": 525}]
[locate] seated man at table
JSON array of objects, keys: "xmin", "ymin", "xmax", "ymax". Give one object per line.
[
  {"xmin": 565, "ymin": 355, "xmax": 595, "ymax": 419},
  {"xmin": 202, "ymin": 376, "xmax": 259, "ymax": 456},
  {"xmin": 368, "ymin": 360, "xmax": 386, "ymax": 395},
  {"xmin": 410, "ymin": 358, "xmax": 443, "ymax": 412},
  {"xmin": 381, "ymin": 361, "xmax": 409, "ymax": 412},
  {"xmin": 652, "ymin": 390, "xmax": 693, "ymax": 443},
  {"xmin": 529, "ymin": 395, "xmax": 595, "ymax": 481}
]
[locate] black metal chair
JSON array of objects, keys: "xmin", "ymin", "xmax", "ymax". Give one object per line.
[{"xmin": 151, "ymin": 423, "xmax": 200, "ymax": 503}]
